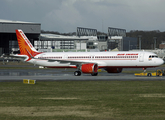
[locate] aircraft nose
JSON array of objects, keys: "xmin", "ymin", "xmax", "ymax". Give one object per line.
[{"xmin": 159, "ymin": 58, "xmax": 164, "ymax": 65}]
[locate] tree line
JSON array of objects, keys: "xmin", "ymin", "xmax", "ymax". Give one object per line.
[{"xmin": 126, "ymin": 30, "xmax": 165, "ymax": 49}]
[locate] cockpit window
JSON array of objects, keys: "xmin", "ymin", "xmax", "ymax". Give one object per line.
[
  {"xmin": 154, "ymin": 55, "xmax": 158, "ymax": 58},
  {"xmin": 149, "ymin": 55, "xmax": 158, "ymax": 58}
]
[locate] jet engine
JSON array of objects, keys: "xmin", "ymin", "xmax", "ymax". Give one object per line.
[
  {"xmin": 81, "ymin": 63, "xmax": 98, "ymax": 74},
  {"xmin": 105, "ymin": 68, "xmax": 123, "ymax": 73}
]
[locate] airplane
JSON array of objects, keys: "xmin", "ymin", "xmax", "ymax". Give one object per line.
[{"xmin": 13, "ymin": 29, "xmax": 164, "ymax": 76}]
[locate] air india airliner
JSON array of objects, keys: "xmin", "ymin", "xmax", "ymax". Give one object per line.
[{"xmin": 14, "ymin": 29, "xmax": 164, "ymax": 76}]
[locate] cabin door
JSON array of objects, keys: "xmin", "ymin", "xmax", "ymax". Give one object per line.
[
  {"xmin": 139, "ymin": 53, "xmax": 144, "ymax": 62},
  {"xmin": 63, "ymin": 54, "xmax": 68, "ymax": 59}
]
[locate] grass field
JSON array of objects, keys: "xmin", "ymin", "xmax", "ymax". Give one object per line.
[{"xmin": 1, "ymin": 81, "xmax": 165, "ymax": 120}]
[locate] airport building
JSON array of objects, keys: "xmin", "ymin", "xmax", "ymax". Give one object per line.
[
  {"xmin": 108, "ymin": 36, "xmax": 137, "ymax": 51},
  {"xmin": 0, "ymin": 19, "xmax": 139, "ymax": 56},
  {"xmin": 38, "ymin": 34, "xmax": 88, "ymax": 52},
  {"xmin": 0, "ymin": 19, "xmax": 41, "ymax": 55},
  {"xmin": 83, "ymin": 27, "xmax": 138, "ymax": 51}
]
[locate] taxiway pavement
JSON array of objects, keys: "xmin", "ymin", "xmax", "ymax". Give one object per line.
[{"xmin": 0, "ymin": 67, "xmax": 165, "ymax": 81}]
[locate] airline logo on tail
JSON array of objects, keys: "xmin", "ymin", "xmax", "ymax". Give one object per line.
[
  {"xmin": 19, "ymin": 30, "xmax": 33, "ymax": 49},
  {"xmin": 16, "ymin": 29, "xmax": 41, "ymax": 61}
]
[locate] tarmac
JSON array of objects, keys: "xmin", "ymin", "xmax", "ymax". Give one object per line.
[{"xmin": 0, "ymin": 62, "xmax": 165, "ymax": 81}]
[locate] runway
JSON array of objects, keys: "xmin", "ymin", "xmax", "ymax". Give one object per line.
[{"xmin": 0, "ymin": 66, "xmax": 165, "ymax": 81}]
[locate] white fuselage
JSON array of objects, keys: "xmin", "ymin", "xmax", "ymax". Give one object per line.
[{"xmin": 27, "ymin": 51, "xmax": 164, "ymax": 69}]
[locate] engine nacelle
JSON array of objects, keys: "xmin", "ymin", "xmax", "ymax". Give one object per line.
[
  {"xmin": 81, "ymin": 63, "xmax": 98, "ymax": 74},
  {"xmin": 105, "ymin": 68, "xmax": 123, "ymax": 73}
]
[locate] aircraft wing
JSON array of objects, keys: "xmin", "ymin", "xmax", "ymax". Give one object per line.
[
  {"xmin": 2, "ymin": 54, "xmax": 28, "ymax": 61},
  {"xmin": 33, "ymin": 57, "xmax": 96, "ymax": 65}
]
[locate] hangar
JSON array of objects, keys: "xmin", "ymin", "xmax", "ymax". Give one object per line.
[
  {"xmin": 0, "ymin": 19, "xmax": 138, "ymax": 56},
  {"xmin": 0, "ymin": 19, "xmax": 41, "ymax": 55}
]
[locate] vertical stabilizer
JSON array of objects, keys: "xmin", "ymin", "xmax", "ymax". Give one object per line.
[{"xmin": 15, "ymin": 29, "xmax": 41, "ymax": 61}]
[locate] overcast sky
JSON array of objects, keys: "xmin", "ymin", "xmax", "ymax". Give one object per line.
[{"xmin": 0, "ymin": 0, "xmax": 165, "ymax": 33}]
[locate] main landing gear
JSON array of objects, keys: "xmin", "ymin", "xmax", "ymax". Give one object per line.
[
  {"xmin": 74, "ymin": 64, "xmax": 98, "ymax": 76},
  {"xmin": 74, "ymin": 71, "xmax": 81, "ymax": 76},
  {"xmin": 91, "ymin": 72, "xmax": 98, "ymax": 76},
  {"xmin": 74, "ymin": 65, "xmax": 81, "ymax": 76}
]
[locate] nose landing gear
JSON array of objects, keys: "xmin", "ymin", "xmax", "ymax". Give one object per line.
[{"xmin": 143, "ymin": 68, "xmax": 146, "ymax": 72}]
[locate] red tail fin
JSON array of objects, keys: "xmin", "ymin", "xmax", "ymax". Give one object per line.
[{"xmin": 15, "ymin": 29, "xmax": 41, "ymax": 61}]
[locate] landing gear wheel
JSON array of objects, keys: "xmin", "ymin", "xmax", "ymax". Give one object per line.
[
  {"xmin": 91, "ymin": 72, "xmax": 98, "ymax": 76},
  {"xmin": 74, "ymin": 71, "xmax": 81, "ymax": 76}
]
